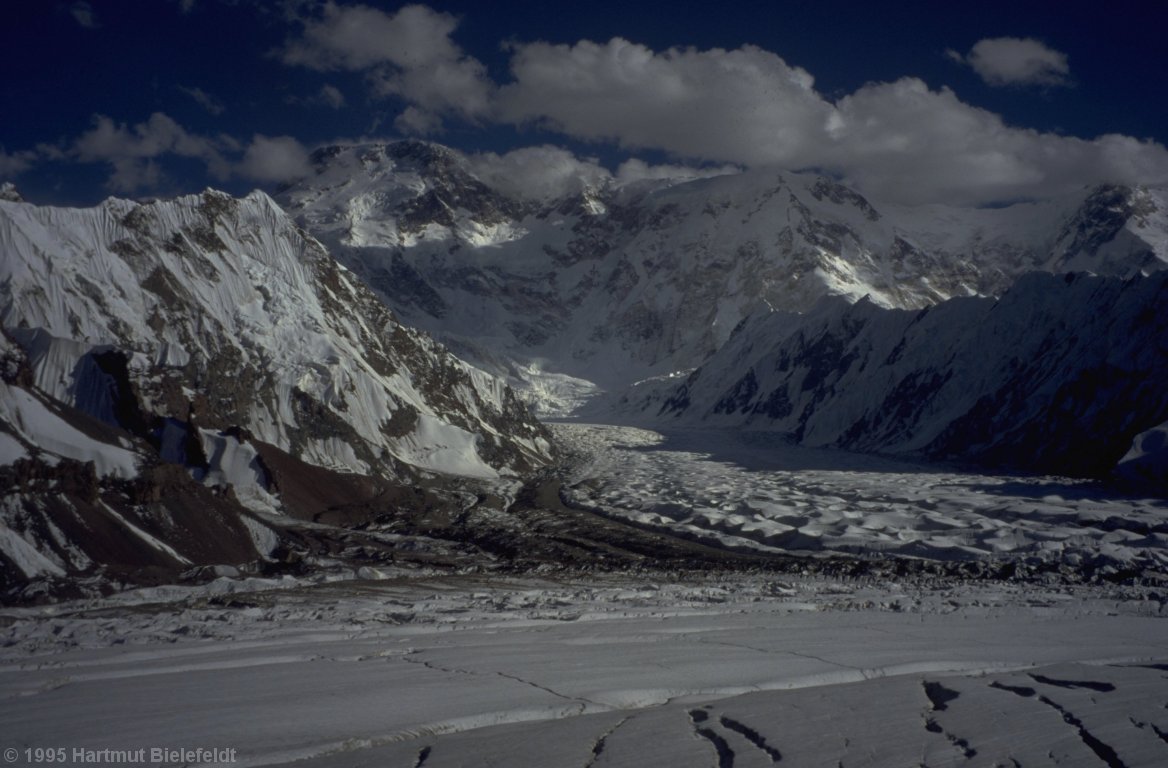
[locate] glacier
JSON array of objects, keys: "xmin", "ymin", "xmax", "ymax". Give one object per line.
[{"xmin": 2, "ymin": 142, "xmax": 1168, "ymax": 766}]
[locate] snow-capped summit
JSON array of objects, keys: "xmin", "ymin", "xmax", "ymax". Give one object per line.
[
  {"xmin": 289, "ymin": 141, "xmax": 527, "ymax": 251},
  {"xmin": 280, "ymin": 141, "xmax": 1168, "ymax": 415}
]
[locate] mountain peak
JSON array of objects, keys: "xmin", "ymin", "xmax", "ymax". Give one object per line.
[
  {"xmin": 308, "ymin": 140, "xmax": 465, "ymax": 177},
  {"xmin": 0, "ymin": 182, "xmax": 23, "ymax": 203},
  {"xmin": 278, "ymin": 138, "xmax": 1168, "ymax": 417}
]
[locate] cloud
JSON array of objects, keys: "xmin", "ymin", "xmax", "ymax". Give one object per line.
[
  {"xmin": 286, "ymin": 84, "xmax": 347, "ymax": 110},
  {"xmin": 615, "ymin": 158, "xmax": 739, "ymax": 186},
  {"xmin": 464, "ymin": 145, "xmax": 739, "ymax": 200},
  {"xmin": 278, "ymin": 3, "xmax": 492, "ymax": 129},
  {"xmin": 73, "ymin": 113, "xmax": 218, "ymax": 163},
  {"xmin": 317, "ymin": 84, "xmax": 345, "ymax": 109},
  {"xmin": 179, "ymin": 86, "xmax": 226, "ymax": 115},
  {"xmin": 37, "ymin": 7, "xmax": 1168, "ymax": 207},
  {"xmin": 394, "ymin": 106, "xmax": 444, "ymax": 135},
  {"xmin": 280, "ymin": 2, "xmax": 460, "ymax": 70},
  {"xmin": 369, "ymin": 55, "xmax": 491, "ymax": 118},
  {"xmin": 821, "ymin": 77, "xmax": 1168, "ymax": 204},
  {"xmin": 71, "ymin": 112, "xmax": 231, "ymax": 192},
  {"xmin": 828, "ymin": 78, "xmax": 1064, "ymax": 203},
  {"xmin": 948, "ymin": 37, "xmax": 1071, "ymax": 87},
  {"xmin": 484, "ymin": 34, "xmax": 1168, "ymax": 205},
  {"xmin": 467, "ymin": 146, "xmax": 612, "ymax": 201},
  {"xmin": 280, "ymin": 5, "xmax": 1123, "ymax": 205},
  {"xmin": 496, "ymin": 38, "xmax": 828, "ymax": 168},
  {"xmin": 0, "ymin": 148, "xmax": 38, "ymax": 178},
  {"xmin": 238, "ymin": 134, "xmax": 312, "ymax": 182},
  {"xmin": 61, "ymin": 114, "xmax": 313, "ymax": 191},
  {"xmin": 69, "ymin": 1, "xmax": 98, "ymax": 29}
]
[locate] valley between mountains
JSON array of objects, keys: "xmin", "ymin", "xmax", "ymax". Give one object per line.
[{"xmin": 3, "ymin": 140, "xmax": 1168, "ymax": 766}]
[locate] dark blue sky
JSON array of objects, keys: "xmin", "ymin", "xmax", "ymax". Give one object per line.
[{"xmin": 4, "ymin": 0, "xmax": 1168, "ymax": 206}]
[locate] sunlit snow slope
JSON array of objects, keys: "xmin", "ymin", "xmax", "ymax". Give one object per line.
[{"xmin": 0, "ymin": 190, "xmax": 552, "ymax": 597}]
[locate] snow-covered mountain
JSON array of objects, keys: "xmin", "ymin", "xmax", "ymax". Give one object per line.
[
  {"xmin": 0, "ymin": 189, "xmax": 552, "ymax": 598},
  {"xmin": 5, "ymin": 141, "xmax": 1167, "ymax": 596},
  {"xmin": 281, "ymin": 140, "xmax": 1168, "ymax": 414},
  {"xmin": 609, "ymin": 271, "xmax": 1168, "ymax": 479}
]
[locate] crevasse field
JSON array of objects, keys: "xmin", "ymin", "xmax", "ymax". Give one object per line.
[
  {"xmin": 3, "ymin": 424, "xmax": 1168, "ymax": 767},
  {"xmin": 558, "ymin": 425, "xmax": 1168, "ymax": 571}
]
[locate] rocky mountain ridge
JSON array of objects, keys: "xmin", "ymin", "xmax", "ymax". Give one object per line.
[
  {"xmin": 0, "ymin": 189, "xmax": 553, "ymax": 599},
  {"xmin": 5, "ymin": 139, "xmax": 1168, "ymax": 599},
  {"xmin": 280, "ymin": 140, "xmax": 1168, "ymax": 414},
  {"xmin": 608, "ymin": 271, "xmax": 1168, "ymax": 481}
]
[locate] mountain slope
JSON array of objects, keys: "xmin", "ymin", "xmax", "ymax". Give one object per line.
[
  {"xmin": 0, "ymin": 189, "xmax": 550, "ymax": 479},
  {"xmin": 280, "ymin": 141, "xmax": 1168, "ymax": 414},
  {"xmin": 615, "ymin": 271, "xmax": 1168, "ymax": 478},
  {"xmin": 0, "ymin": 190, "xmax": 553, "ymax": 599}
]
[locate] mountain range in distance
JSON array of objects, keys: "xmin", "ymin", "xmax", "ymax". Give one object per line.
[
  {"xmin": 280, "ymin": 141, "xmax": 1167, "ymax": 415},
  {"xmin": 2, "ymin": 138, "xmax": 1167, "ymax": 599}
]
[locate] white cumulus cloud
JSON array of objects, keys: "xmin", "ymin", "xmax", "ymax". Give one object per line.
[
  {"xmin": 615, "ymin": 158, "xmax": 739, "ymax": 186},
  {"xmin": 279, "ymin": 3, "xmax": 492, "ymax": 130},
  {"xmin": 238, "ymin": 135, "xmax": 312, "ymax": 183},
  {"xmin": 72, "ymin": 113, "xmax": 231, "ymax": 192},
  {"xmin": 466, "ymin": 146, "xmax": 612, "ymax": 201},
  {"xmin": 67, "ymin": 115, "xmax": 314, "ymax": 192},
  {"xmin": 464, "ymin": 146, "xmax": 741, "ymax": 201},
  {"xmin": 280, "ymin": 2, "xmax": 460, "ymax": 70},
  {"xmin": 62, "ymin": 7, "xmax": 1168, "ymax": 206},
  {"xmin": 394, "ymin": 106, "xmax": 444, "ymax": 136},
  {"xmin": 821, "ymin": 77, "xmax": 1168, "ymax": 204},
  {"xmin": 0, "ymin": 148, "xmax": 38, "ymax": 178},
  {"xmin": 485, "ymin": 34, "xmax": 1168, "ymax": 205},
  {"xmin": 948, "ymin": 37, "xmax": 1071, "ymax": 87},
  {"xmin": 496, "ymin": 38, "xmax": 829, "ymax": 168}
]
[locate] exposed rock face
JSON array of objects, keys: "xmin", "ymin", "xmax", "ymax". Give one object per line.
[
  {"xmin": 280, "ymin": 140, "xmax": 1168, "ymax": 414},
  {"xmin": 0, "ymin": 336, "xmax": 268, "ymax": 601}
]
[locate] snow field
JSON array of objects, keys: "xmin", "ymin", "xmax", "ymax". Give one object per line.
[{"xmin": 2, "ymin": 574, "xmax": 1166, "ymax": 766}]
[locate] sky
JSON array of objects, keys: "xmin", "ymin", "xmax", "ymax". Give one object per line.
[{"xmin": 4, "ymin": 0, "xmax": 1168, "ymax": 207}]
